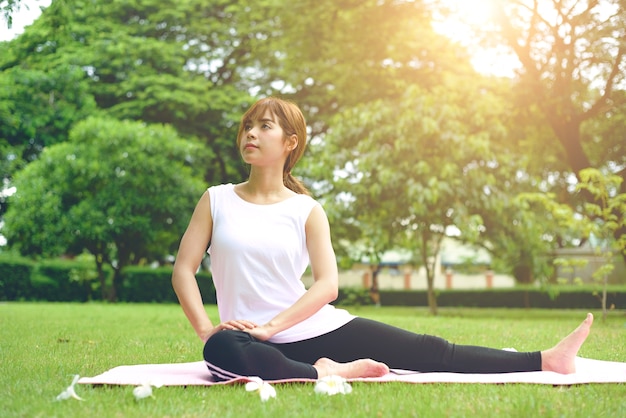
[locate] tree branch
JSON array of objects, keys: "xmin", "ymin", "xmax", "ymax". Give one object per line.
[{"xmin": 583, "ymin": 45, "xmax": 625, "ymax": 121}]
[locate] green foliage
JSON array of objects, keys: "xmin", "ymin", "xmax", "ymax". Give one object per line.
[
  {"xmin": 0, "ymin": 64, "xmax": 98, "ymax": 216},
  {"xmin": 121, "ymin": 266, "xmax": 215, "ymax": 303},
  {"xmin": 1, "ymin": 0, "xmax": 269, "ymax": 184},
  {"xmin": 335, "ymin": 287, "xmax": 374, "ymax": 307},
  {"xmin": 501, "ymin": 192, "xmax": 588, "ymax": 284},
  {"xmin": 278, "ymin": 0, "xmax": 474, "ymax": 129},
  {"xmin": 317, "ymin": 79, "xmax": 508, "ymax": 314},
  {"xmin": 0, "ymin": 255, "xmax": 215, "ymax": 303},
  {"xmin": 31, "ymin": 256, "xmax": 105, "ymax": 302},
  {"xmin": 577, "ymin": 168, "xmax": 626, "ymax": 254},
  {"xmin": 2, "ymin": 0, "xmax": 624, "ymax": 309},
  {"xmin": 0, "ymin": 64, "xmax": 97, "ymax": 160},
  {"xmin": 0, "ymin": 252, "xmax": 33, "ymax": 300},
  {"xmin": 3, "ymin": 116, "xmax": 208, "ymax": 300},
  {"xmin": 487, "ymin": 1, "xmax": 626, "ymax": 172},
  {"xmin": 553, "ymin": 257, "xmax": 588, "ymax": 285},
  {"xmin": 576, "ymin": 168, "xmax": 626, "ymax": 318}
]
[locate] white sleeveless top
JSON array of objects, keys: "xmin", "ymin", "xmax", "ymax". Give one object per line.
[{"xmin": 207, "ymin": 184, "xmax": 354, "ymax": 343}]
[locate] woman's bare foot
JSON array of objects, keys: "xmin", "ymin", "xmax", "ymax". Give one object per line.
[
  {"xmin": 541, "ymin": 313, "xmax": 593, "ymax": 374},
  {"xmin": 313, "ymin": 357, "xmax": 389, "ymax": 379}
]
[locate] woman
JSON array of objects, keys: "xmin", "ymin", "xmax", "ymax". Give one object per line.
[{"xmin": 172, "ymin": 97, "xmax": 593, "ymax": 381}]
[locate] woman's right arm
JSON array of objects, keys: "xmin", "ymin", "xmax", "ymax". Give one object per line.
[
  {"xmin": 172, "ymin": 190, "xmax": 258, "ymax": 342},
  {"xmin": 172, "ymin": 191, "xmax": 216, "ymax": 342}
]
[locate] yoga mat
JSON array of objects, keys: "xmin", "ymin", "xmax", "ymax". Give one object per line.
[{"xmin": 78, "ymin": 357, "xmax": 626, "ymax": 386}]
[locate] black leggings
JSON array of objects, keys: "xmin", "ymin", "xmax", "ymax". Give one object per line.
[{"xmin": 204, "ymin": 317, "xmax": 542, "ymax": 381}]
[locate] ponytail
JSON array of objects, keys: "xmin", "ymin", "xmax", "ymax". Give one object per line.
[{"xmin": 283, "ymin": 172, "xmax": 310, "ymax": 195}]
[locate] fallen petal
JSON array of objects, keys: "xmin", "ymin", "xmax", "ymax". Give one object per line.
[
  {"xmin": 55, "ymin": 375, "xmax": 84, "ymax": 401},
  {"xmin": 315, "ymin": 375, "xmax": 352, "ymax": 396},
  {"xmin": 245, "ymin": 381, "xmax": 260, "ymax": 392},
  {"xmin": 133, "ymin": 385, "xmax": 153, "ymax": 400},
  {"xmin": 259, "ymin": 383, "xmax": 277, "ymax": 402}
]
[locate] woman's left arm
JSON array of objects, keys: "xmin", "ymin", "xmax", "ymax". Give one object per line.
[{"xmin": 247, "ymin": 204, "xmax": 339, "ymax": 341}]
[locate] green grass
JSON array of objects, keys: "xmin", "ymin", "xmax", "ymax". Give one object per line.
[{"xmin": 1, "ymin": 303, "xmax": 625, "ymax": 418}]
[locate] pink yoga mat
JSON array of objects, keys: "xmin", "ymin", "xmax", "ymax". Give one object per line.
[{"xmin": 78, "ymin": 357, "xmax": 626, "ymax": 386}]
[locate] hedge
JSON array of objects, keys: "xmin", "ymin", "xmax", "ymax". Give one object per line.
[
  {"xmin": 120, "ymin": 266, "xmax": 215, "ymax": 303},
  {"xmin": 33, "ymin": 259, "xmax": 105, "ymax": 302},
  {"xmin": 1, "ymin": 255, "xmax": 624, "ymax": 309},
  {"xmin": 0, "ymin": 256, "xmax": 215, "ymax": 303},
  {"xmin": 375, "ymin": 287, "xmax": 626, "ymax": 309},
  {"xmin": 0, "ymin": 255, "xmax": 34, "ymax": 301}
]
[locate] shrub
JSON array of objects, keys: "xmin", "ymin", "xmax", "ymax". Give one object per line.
[
  {"xmin": 379, "ymin": 286, "xmax": 626, "ymax": 309},
  {"xmin": 0, "ymin": 254, "xmax": 34, "ymax": 300},
  {"xmin": 33, "ymin": 257, "xmax": 104, "ymax": 301},
  {"xmin": 120, "ymin": 266, "xmax": 216, "ymax": 303}
]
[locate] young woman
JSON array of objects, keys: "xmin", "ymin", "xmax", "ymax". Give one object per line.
[{"xmin": 172, "ymin": 97, "xmax": 593, "ymax": 381}]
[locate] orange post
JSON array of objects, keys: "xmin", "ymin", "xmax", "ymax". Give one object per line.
[
  {"xmin": 445, "ymin": 268, "xmax": 453, "ymax": 289},
  {"xmin": 362, "ymin": 271, "xmax": 371, "ymax": 289},
  {"xmin": 486, "ymin": 270, "xmax": 494, "ymax": 288}
]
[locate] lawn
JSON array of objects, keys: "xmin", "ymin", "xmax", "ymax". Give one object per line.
[{"xmin": 1, "ymin": 303, "xmax": 625, "ymax": 417}]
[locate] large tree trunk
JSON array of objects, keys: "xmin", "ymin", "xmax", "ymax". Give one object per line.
[{"xmin": 546, "ymin": 117, "xmax": 590, "ymax": 174}]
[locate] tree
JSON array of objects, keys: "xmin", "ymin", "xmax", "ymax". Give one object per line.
[
  {"xmin": 0, "ymin": 65, "xmax": 97, "ymax": 215},
  {"xmin": 272, "ymin": 0, "xmax": 473, "ymax": 137},
  {"xmin": 487, "ymin": 0, "xmax": 626, "ymax": 249},
  {"xmin": 317, "ymin": 80, "xmax": 505, "ymax": 315},
  {"xmin": 575, "ymin": 168, "xmax": 626, "ymax": 320},
  {"xmin": 515, "ymin": 168, "xmax": 626, "ymax": 318},
  {"xmin": 489, "ymin": 0, "xmax": 625, "ymax": 170},
  {"xmin": 1, "ymin": 0, "xmax": 282, "ymax": 185},
  {"xmin": 2, "ymin": 116, "xmax": 208, "ymax": 301}
]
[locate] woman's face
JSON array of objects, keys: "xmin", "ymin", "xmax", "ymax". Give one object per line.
[{"xmin": 240, "ymin": 110, "xmax": 291, "ymax": 167}]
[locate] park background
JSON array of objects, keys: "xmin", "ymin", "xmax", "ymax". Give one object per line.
[
  {"xmin": 1, "ymin": 2, "xmax": 626, "ymax": 417},
  {"xmin": 1, "ymin": 0, "xmax": 625, "ymax": 316}
]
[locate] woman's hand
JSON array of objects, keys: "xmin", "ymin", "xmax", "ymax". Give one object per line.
[
  {"xmin": 245, "ymin": 325, "xmax": 275, "ymax": 342},
  {"xmin": 201, "ymin": 319, "xmax": 258, "ymax": 342}
]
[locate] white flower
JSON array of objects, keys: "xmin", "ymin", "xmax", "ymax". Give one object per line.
[
  {"xmin": 55, "ymin": 375, "xmax": 84, "ymax": 401},
  {"xmin": 314, "ymin": 375, "xmax": 352, "ymax": 396},
  {"xmin": 133, "ymin": 381, "xmax": 163, "ymax": 400},
  {"xmin": 245, "ymin": 377, "xmax": 276, "ymax": 402}
]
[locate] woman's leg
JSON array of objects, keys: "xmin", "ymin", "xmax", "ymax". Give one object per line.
[
  {"xmin": 278, "ymin": 318, "xmax": 538, "ymax": 373},
  {"xmin": 203, "ymin": 330, "xmax": 317, "ymax": 381},
  {"xmin": 277, "ymin": 314, "xmax": 593, "ymax": 374},
  {"xmin": 203, "ymin": 329, "xmax": 388, "ymax": 381},
  {"xmin": 205, "ymin": 314, "xmax": 594, "ymax": 380}
]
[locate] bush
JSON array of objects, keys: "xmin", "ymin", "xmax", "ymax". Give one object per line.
[
  {"xmin": 33, "ymin": 258, "xmax": 104, "ymax": 302},
  {"xmin": 379, "ymin": 286, "xmax": 626, "ymax": 309},
  {"xmin": 120, "ymin": 266, "xmax": 216, "ymax": 303},
  {"xmin": 0, "ymin": 254, "xmax": 34, "ymax": 301},
  {"xmin": 335, "ymin": 287, "xmax": 374, "ymax": 306}
]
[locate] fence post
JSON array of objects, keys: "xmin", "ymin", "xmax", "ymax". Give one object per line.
[
  {"xmin": 362, "ymin": 270, "xmax": 371, "ymax": 289},
  {"xmin": 486, "ymin": 270, "xmax": 494, "ymax": 288},
  {"xmin": 445, "ymin": 268, "xmax": 453, "ymax": 289}
]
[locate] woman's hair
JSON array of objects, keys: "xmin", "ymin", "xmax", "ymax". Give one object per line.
[{"xmin": 237, "ymin": 97, "xmax": 310, "ymax": 195}]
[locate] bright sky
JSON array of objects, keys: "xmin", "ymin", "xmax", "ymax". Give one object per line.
[
  {"xmin": 432, "ymin": 0, "xmax": 521, "ymax": 77},
  {"xmin": 0, "ymin": 0, "xmax": 50, "ymax": 41}
]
